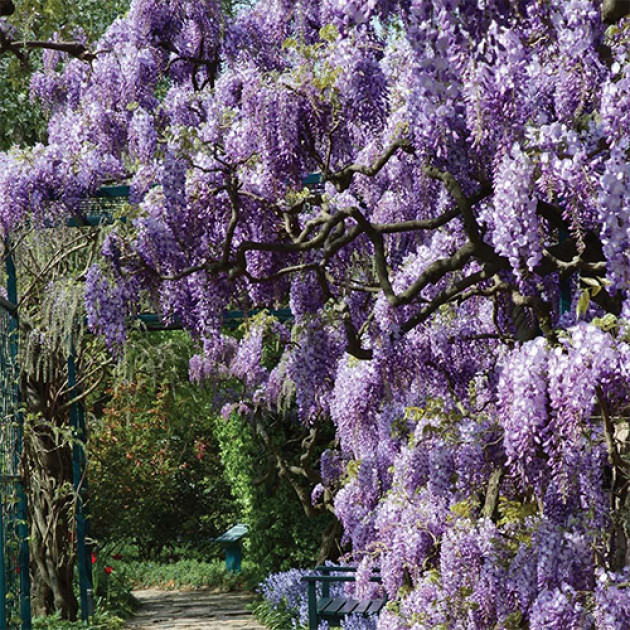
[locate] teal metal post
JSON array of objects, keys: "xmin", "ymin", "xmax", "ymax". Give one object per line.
[
  {"xmin": 68, "ymin": 348, "xmax": 93, "ymax": 621},
  {"xmin": 0, "ymin": 498, "xmax": 6, "ymax": 630},
  {"xmin": 307, "ymin": 580, "xmax": 318, "ymax": 630},
  {"xmin": 213, "ymin": 524, "xmax": 248, "ymax": 574},
  {"xmin": 6, "ymin": 252, "xmax": 32, "ymax": 630},
  {"xmin": 224, "ymin": 543, "xmax": 242, "ymax": 573}
]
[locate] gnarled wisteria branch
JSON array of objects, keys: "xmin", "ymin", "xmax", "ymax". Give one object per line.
[
  {"xmin": 398, "ymin": 267, "xmax": 496, "ymax": 335},
  {"xmin": 0, "ymin": 27, "xmax": 96, "ymax": 63},
  {"xmin": 327, "ymin": 136, "xmax": 413, "ymax": 191},
  {"xmin": 421, "ymin": 164, "xmax": 486, "ymax": 247},
  {"xmin": 127, "ymin": 154, "xmax": 616, "ymax": 360}
]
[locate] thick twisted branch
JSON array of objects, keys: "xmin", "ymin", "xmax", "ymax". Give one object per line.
[
  {"xmin": 0, "ymin": 27, "xmax": 96, "ymax": 63},
  {"xmin": 327, "ymin": 137, "xmax": 413, "ymax": 191},
  {"xmin": 124, "ymin": 137, "xmax": 619, "ymax": 360}
]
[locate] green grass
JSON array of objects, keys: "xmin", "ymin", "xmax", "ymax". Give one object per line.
[
  {"xmin": 33, "ymin": 611, "xmax": 125, "ymax": 630},
  {"xmin": 124, "ymin": 558, "xmax": 262, "ymax": 591}
]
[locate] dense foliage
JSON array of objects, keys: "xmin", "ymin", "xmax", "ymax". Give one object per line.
[
  {"xmin": 4, "ymin": 0, "xmax": 630, "ymax": 628},
  {"xmin": 214, "ymin": 411, "xmax": 336, "ymax": 574},
  {"xmin": 121, "ymin": 557, "xmax": 258, "ymax": 590},
  {"xmin": 88, "ymin": 331, "xmax": 238, "ymax": 554},
  {"xmin": 89, "ymin": 328, "xmax": 334, "ymax": 573}
]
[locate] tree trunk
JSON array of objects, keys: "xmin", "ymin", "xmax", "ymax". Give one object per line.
[
  {"xmin": 317, "ymin": 518, "xmax": 343, "ymax": 565},
  {"xmin": 31, "ymin": 579, "xmax": 54, "ymax": 618},
  {"xmin": 25, "ymin": 415, "xmax": 79, "ymax": 620}
]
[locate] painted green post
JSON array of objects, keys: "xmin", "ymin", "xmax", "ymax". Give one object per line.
[
  {"xmin": 68, "ymin": 348, "xmax": 94, "ymax": 621},
  {"xmin": 0, "ymin": 498, "xmax": 6, "ymax": 630},
  {"xmin": 307, "ymin": 580, "xmax": 318, "ymax": 630},
  {"xmin": 212, "ymin": 524, "xmax": 248, "ymax": 574},
  {"xmin": 6, "ymin": 252, "xmax": 32, "ymax": 630},
  {"xmin": 224, "ymin": 543, "xmax": 242, "ymax": 573},
  {"xmin": 321, "ymin": 568, "xmax": 330, "ymax": 599}
]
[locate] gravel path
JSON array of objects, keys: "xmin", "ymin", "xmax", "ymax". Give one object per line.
[{"xmin": 126, "ymin": 589, "xmax": 267, "ymax": 629}]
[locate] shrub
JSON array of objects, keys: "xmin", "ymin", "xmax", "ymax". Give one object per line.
[
  {"xmin": 214, "ymin": 413, "xmax": 335, "ymax": 574},
  {"xmin": 88, "ymin": 332, "xmax": 239, "ymax": 556},
  {"xmin": 32, "ymin": 611, "xmax": 125, "ymax": 630},
  {"xmin": 123, "ymin": 558, "xmax": 260, "ymax": 591}
]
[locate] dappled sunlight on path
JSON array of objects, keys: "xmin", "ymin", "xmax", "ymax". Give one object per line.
[{"xmin": 126, "ymin": 589, "xmax": 266, "ymax": 629}]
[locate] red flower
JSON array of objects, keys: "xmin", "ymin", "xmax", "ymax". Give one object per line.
[
  {"xmin": 104, "ymin": 566, "xmax": 113, "ymax": 575},
  {"xmin": 91, "ymin": 553, "xmax": 97, "ymax": 565},
  {"xmin": 111, "ymin": 553, "xmax": 123, "ymax": 560}
]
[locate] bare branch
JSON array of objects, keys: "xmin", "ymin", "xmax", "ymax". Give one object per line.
[
  {"xmin": 421, "ymin": 165, "xmax": 486, "ymax": 247},
  {"xmin": 597, "ymin": 386, "xmax": 627, "ymax": 470},
  {"xmin": 399, "ymin": 267, "xmax": 494, "ymax": 335},
  {"xmin": 603, "ymin": 0, "xmax": 630, "ymax": 24},
  {"xmin": 0, "ymin": 28, "xmax": 96, "ymax": 63},
  {"xmin": 245, "ymin": 262, "xmax": 319, "ymax": 283},
  {"xmin": 374, "ymin": 208, "xmax": 460, "ymax": 234},
  {"xmin": 224, "ymin": 183, "xmax": 241, "ymax": 265},
  {"xmin": 396, "ymin": 242, "xmax": 477, "ymax": 306},
  {"xmin": 328, "ymin": 137, "xmax": 413, "ymax": 191},
  {"xmin": 483, "ymin": 468, "xmax": 504, "ymax": 520}
]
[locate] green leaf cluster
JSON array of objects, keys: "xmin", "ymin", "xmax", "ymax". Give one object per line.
[
  {"xmin": 122, "ymin": 558, "xmax": 260, "ymax": 591},
  {"xmin": 88, "ymin": 331, "xmax": 239, "ymax": 555}
]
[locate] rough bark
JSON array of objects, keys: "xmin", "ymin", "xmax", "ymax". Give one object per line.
[
  {"xmin": 602, "ymin": 0, "xmax": 630, "ymax": 24},
  {"xmin": 0, "ymin": 0, "xmax": 14, "ymax": 16},
  {"xmin": 597, "ymin": 390, "xmax": 630, "ymax": 571},
  {"xmin": 24, "ymin": 371, "xmax": 79, "ymax": 620},
  {"xmin": 317, "ymin": 519, "xmax": 343, "ymax": 565},
  {"xmin": 483, "ymin": 468, "xmax": 504, "ymax": 521}
]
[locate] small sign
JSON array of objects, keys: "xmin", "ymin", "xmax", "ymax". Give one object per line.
[{"xmin": 213, "ymin": 523, "xmax": 248, "ymax": 544}]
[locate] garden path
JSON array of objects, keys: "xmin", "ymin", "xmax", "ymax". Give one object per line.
[{"xmin": 126, "ymin": 589, "xmax": 266, "ymax": 629}]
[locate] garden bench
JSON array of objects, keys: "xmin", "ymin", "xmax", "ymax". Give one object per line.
[{"xmin": 301, "ymin": 566, "xmax": 386, "ymax": 630}]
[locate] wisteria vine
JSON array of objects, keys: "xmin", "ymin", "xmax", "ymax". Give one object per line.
[{"xmin": 3, "ymin": 0, "xmax": 630, "ymax": 627}]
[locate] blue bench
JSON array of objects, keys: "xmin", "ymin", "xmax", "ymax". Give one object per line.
[{"xmin": 301, "ymin": 566, "xmax": 386, "ymax": 629}]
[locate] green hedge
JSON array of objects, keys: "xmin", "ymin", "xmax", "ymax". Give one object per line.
[{"xmin": 214, "ymin": 412, "xmax": 333, "ymax": 574}]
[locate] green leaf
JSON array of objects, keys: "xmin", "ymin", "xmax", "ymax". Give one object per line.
[
  {"xmin": 450, "ymin": 500, "xmax": 472, "ymax": 518},
  {"xmin": 576, "ymin": 290, "xmax": 590, "ymax": 317},
  {"xmin": 319, "ymin": 23, "xmax": 339, "ymax": 42},
  {"xmin": 581, "ymin": 276, "xmax": 601, "ymax": 288},
  {"xmin": 593, "ymin": 313, "xmax": 618, "ymax": 331}
]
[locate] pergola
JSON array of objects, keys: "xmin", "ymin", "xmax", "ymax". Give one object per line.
[{"xmin": 0, "ymin": 184, "xmax": 295, "ymax": 627}]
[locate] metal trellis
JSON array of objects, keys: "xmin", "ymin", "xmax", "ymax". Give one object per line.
[
  {"xmin": 0, "ymin": 253, "xmax": 31, "ymax": 630},
  {"xmin": 0, "ymin": 175, "xmax": 307, "ymax": 624},
  {"xmin": 65, "ymin": 186, "xmax": 133, "ymax": 621}
]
